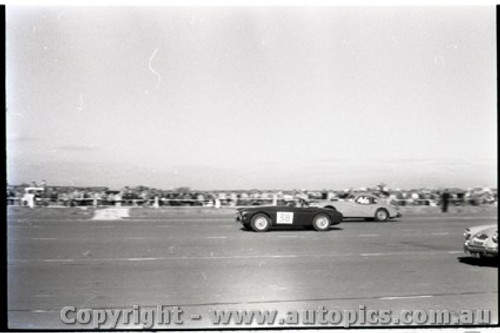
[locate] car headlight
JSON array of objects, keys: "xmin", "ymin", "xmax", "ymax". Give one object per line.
[
  {"xmin": 493, "ymin": 232, "xmax": 498, "ymax": 244},
  {"xmin": 464, "ymin": 229, "xmax": 471, "ymax": 240}
]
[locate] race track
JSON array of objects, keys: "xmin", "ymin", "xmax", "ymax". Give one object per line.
[{"xmin": 7, "ymin": 205, "xmax": 498, "ymax": 329}]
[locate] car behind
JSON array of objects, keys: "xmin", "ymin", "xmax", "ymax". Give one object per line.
[{"xmin": 463, "ymin": 225, "xmax": 498, "ymax": 258}]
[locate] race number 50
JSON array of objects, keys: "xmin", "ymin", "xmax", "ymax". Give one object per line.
[{"xmin": 277, "ymin": 212, "xmax": 294, "ymax": 224}]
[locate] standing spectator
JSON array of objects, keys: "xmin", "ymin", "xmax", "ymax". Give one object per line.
[
  {"xmin": 441, "ymin": 189, "xmax": 450, "ymax": 213},
  {"xmin": 115, "ymin": 193, "xmax": 122, "ymax": 207}
]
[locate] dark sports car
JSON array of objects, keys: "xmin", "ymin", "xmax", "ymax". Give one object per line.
[{"xmin": 235, "ymin": 205, "xmax": 343, "ymax": 232}]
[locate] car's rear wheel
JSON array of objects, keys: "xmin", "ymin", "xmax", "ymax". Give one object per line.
[
  {"xmin": 250, "ymin": 213, "xmax": 271, "ymax": 232},
  {"xmin": 312, "ymin": 213, "xmax": 331, "ymax": 231},
  {"xmin": 374, "ymin": 208, "xmax": 389, "ymax": 222}
]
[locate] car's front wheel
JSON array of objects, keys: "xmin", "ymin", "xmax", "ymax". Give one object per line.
[
  {"xmin": 374, "ymin": 208, "xmax": 389, "ymax": 222},
  {"xmin": 312, "ymin": 213, "xmax": 331, "ymax": 231},
  {"xmin": 250, "ymin": 213, "xmax": 271, "ymax": 232}
]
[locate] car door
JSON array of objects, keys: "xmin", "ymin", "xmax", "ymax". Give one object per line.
[
  {"xmin": 353, "ymin": 196, "xmax": 377, "ymax": 217},
  {"xmin": 274, "ymin": 206, "xmax": 314, "ymax": 226},
  {"xmin": 294, "ymin": 207, "xmax": 318, "ymax": 226},
  {"xmin": 274, "ymin": 207, "xmax": 299, "ymax": 226},
  {"xmin": 360, "ymin": 196, "xmax": 382, "ymax": 217}
]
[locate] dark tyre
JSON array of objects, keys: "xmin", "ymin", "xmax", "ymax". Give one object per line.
[
  {"xmin": 250, "ymin": 213, "xmax": 271, "ymax": 232},
  {"xmin": 312, "ymin": 213, "xmax": 331, "ymax": 231},
  {"xmin": 374, "ymin": 208, "xmax": 389, "ymax": 222},
  {"xmin": 242, "ymin": 224, "xmax": 252, "ymax": 231}
]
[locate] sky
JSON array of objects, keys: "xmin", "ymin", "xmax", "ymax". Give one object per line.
[{"xmin": 6, "ymin": 6, "xmax": 497, "ymax": 191}]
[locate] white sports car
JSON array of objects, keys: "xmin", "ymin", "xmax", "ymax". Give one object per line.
[
  {"xmin": 310, "ymin": 193, "xmax": 401, "ymax": 222},
  {"xmin": 463, "ymin": 225, "xmax": 498, "ymax": 258}
]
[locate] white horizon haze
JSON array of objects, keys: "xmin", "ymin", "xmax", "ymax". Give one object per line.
[{"xmin": 6, "ymin": 6, "xmax": 497, "ymax": 191}]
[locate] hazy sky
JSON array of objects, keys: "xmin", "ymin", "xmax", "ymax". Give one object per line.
[{"xmin": 6, "ymin": 6, "xmax": 497, "ymax": 190}]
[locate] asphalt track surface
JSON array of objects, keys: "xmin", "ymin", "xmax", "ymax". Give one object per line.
[{"xmin": 7, "ymin": 205, "xmax": 498, "ymax": 329}]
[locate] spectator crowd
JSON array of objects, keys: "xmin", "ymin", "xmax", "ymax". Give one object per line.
[{"xmin": 6, "ymin": 182, "xmax": 498, "ymax": 208}]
